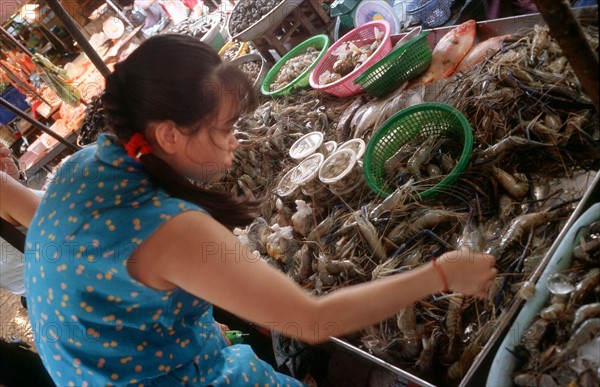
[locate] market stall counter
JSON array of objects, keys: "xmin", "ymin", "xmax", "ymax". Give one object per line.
[{"xmin": 222, "ymin": 5, "xmax": 598, "ymax": 387}]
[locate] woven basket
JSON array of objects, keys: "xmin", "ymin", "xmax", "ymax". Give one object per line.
[
  {"xmin": 309, "ymin": 20, "xmax": 392, "ymax": 98},
  {"xmin": 363, "ymin": 103, "xmax": 473, "ymax": 200},
  {"xmin": 354, "ymin": 32, "xmax": 432, "ymax": 97},
  {"xmin": 260, "ymin": 34, "xmax": 330, "ymax": 97},
  {"xmin": 407, "ymin": 0, "xmax": 451, "ymax": 28}
]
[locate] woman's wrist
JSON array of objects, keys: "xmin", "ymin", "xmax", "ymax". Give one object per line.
[{"xmin": 430, "ymin": 257, "xmax": 449, "ymax": 292}]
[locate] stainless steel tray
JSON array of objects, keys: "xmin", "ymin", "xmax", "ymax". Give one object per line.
[{"xmin": 460, "ymin": 172, "xmax": 599, "ymax": 387}]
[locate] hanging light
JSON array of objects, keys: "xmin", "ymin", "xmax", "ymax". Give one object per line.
[{"xmin": 102, "ymin": 17, "xmax": 125, "ymax": 39}]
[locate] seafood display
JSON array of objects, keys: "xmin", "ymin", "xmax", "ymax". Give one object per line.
[
  {"xmin": 318, "ymin": 28, "xmax": 385, "ymax": 85},
  {"xmin": 229, "ymin": 0, "xmax": 283, "ymax": 35},
  {"xmin": 270, "ymin": 47, "xmax": 320, "ymax": 91},
  {"xmin": 238, "ymin": 60, "xmax": 262, "ymax": 83},
  {"xmin": 382, "ymin": 134, "xmax": 464, "ymax": 192},
  {"xmin": 438, "ymin": 24, "xmax": 598, "ymax": 151},
  {"xmin": 221, "ymin": 41, "xmax": 243, "ymax": 61},
  {"xmin": 166, "ymin": 17, "xmax": 214, "ymax": 38},
  {"xmin": 512, "ymin": 221, "xmax": 600, "ymax": 386},
  {"xmin": 208, "ymin": 22, "xmax": 599, "ymax": 386}
]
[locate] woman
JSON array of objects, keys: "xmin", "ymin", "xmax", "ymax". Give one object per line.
[
  {"xmin": 25, "ymin": 35, "xmax": 497, "ymax": 386},
  {"xmin": 0, "ymin": 167, "xmax": 54, "ymax": 387},
  {"xmin": 1, "ymin": 143, "xmax": 42, "ymax": 297}
]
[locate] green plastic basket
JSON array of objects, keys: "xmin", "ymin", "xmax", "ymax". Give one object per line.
[
  {"xmin": 261, "ymin": 34, "xmax": 330, "ymax": 97},
  {"xmin": 354, "ymin": 32, "xmax": 432, "ymax": 98},
  {"xmin": 363, "ymin": 103, "xmax": 473, "ymax": 200}
]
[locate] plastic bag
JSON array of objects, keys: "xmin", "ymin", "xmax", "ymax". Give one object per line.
[
  {"xmin": 0, "ymin": 237, "xmax": 25, "ymax": 296},
  {"xmin": 291, "ymin": 200, "xmax": 314, "ymax": 237}
]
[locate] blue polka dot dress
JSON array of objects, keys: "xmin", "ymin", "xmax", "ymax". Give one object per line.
[{"xmin": 25, "ymin": 134, "xmax": 304, "ymax": 387}]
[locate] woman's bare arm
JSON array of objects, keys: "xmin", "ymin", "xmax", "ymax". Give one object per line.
[
  {"xmin": 0, "ymin": 171, "xmax": 40, "ymax": 228},
  {"xmin": 128, "ymin": 211, "xmax": 496, "ymax": 344}
]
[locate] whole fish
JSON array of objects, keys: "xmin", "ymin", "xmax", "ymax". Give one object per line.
[
  {"xmin": 336, "ymin": 96, "xmax": 366, "ymax": 142},
  {"xmin": 455, "ymin": 34, "xmax": 513, "ymax": 73},
  {"xmin": 409, "ymin": 19, "xmax": 477, "ymax": 87}
]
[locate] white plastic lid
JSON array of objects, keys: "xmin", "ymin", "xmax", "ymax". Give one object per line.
[
  {"xmin": 354, "ymin": 0, "xmax": 401, "ymax": 35},
  {"xmin": 291, "ymin": 153, "xmax": 324, "ymax": 185},
  {"xmin": 319, "ymin": 149, "xmax": 358, "ymax": 184},
  {"xmin": 393, "ymin": 26, "xmax": 422, "ymax": 49},
  {"xmin": 289, "ymin": 131, "xmax": 324, "ymax": 160},
  {"xmin": 276, "ymin": 166, "xmax": 300, "ymax": 197},
  {"xmin": 338, "ymin": 138, "xmax": 366, "ymax": 159}
]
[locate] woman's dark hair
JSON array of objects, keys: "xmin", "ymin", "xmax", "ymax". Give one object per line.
[{"xmin": 102, "ymin": 34, "xmax": 260, "ymax": 229}]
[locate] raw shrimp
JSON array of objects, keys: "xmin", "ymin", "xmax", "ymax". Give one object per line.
[
  {"xmin": 396, "ymin": 305, "xmax": 421, "ymax": 360},
  {"xmin": 354, "ymin": 207, "xmax": 388, "ymax": 262},
  {"xmin": 486, "ymin": 209, "xmax": 559, "ymax": 259},
  {"xmin": 571, "ymin": 303, "xmax": 600, "ymax": 331},
  {"xmin": 559, "ymin": 318, "xmax": 600, "ymax": 358},
  {"xmin": 493, "ymin": 167, "xmax": 529, "ymax": 198},
  {"xmin": 473, "ymin": 136, "xmax": 552, "ymax": 164},
  {"xmin": 447, "ymin": 323, "xmax": 495, "ymax": 381},
  {"xmin": 441, "ymin": 294, "xmax": 468, "ymax": 366},
  {"xmin": 387, "ymin": 209, "xmax": 466, "ymax": 243},
  {"xmin": 369, "ymin": 179, "xmax": 414, "ymax": 220}
]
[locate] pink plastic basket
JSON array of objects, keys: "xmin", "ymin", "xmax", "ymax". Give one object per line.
[{"xmin": 309, "ymin": 20, "xmax": 392, "ymax": 98}]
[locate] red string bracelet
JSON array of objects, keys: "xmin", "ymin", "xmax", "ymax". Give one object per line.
[
  {"xmin": 432, "ymin": 257, "xmax": 449, "ymax": 292},
  {"xmin": 124, "ymin": 133, "xmax": 153, "ymax": 161}
]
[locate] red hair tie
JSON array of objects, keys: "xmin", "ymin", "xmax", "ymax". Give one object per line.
[{"xmin": 124, "ymin": 133, "xmax": 153, "ymax": 161}]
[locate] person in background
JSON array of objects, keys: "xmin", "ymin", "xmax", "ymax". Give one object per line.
[
  {"xmin": 24, "ymin": 35, "xmax": 497, "ymax": 386},
  {"xmin": 0, "ymin": 146, "xmax": 54, "ymax": 387},
  {"xmin": 0, "ymin": 144, "xmax": 41, "ymax": 298},
  {"xmin": 484, "ymin": 0, "xmax": 538, "ymax": 19}
]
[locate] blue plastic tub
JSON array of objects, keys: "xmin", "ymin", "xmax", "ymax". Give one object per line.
[{"xmin": 0, "ymin": 86, "xmax": 30, "ymax": 125}]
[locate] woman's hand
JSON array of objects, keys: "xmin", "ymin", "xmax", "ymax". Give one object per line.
[
  {"xmin": 436, "ymin": 248, "xmax": 497, "ymax": 298},
  {"xmin": 0, "ymin": 144, "xmax": 19, "ymax": 181}
]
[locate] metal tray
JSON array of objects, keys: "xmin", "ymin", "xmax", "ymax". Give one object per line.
[
  {"xmin": 461, "ymin": 172, "xmax": 599, "ymax": 387},
  {"xmin": 228, "ymin": 0, "xmax": 304, "ymax": 42},
  {"xmin": 330, "ymin": 172, "xmax": 599, "ymax": 387}
]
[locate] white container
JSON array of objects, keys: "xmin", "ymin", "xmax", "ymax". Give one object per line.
[
  {"xmin": 289, "ymin": 131, "xmax": 325, "ymax": 160},
  {"xmin": 324, "ymin": 140, "xmax": 338, "ymax": 157},
  {"xmin": 338, "ymin": 138, "xmax": 366, "ymax": 160},
  {"xmin": 291, "ymin": 153, "xmax": 327, "ymax": 196},
  {"xmin": 230, "ymin": 52, "xmax": 271, "ymax": 90},
  {"xmin": 319, "ymin": 148, "xmax": 364, "ymax": 195},
  {"xmin": 276, "ymin": 166, "xmax": 300, "ymax": 198},
  {"xmin": 354, "ymin": 0, "xmax": 401, "ymax": 34}
]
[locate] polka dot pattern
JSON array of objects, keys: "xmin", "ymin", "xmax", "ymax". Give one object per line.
[{"xmin": 25, "ymin": 134, "xmax": 303, "ymax": 386}]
